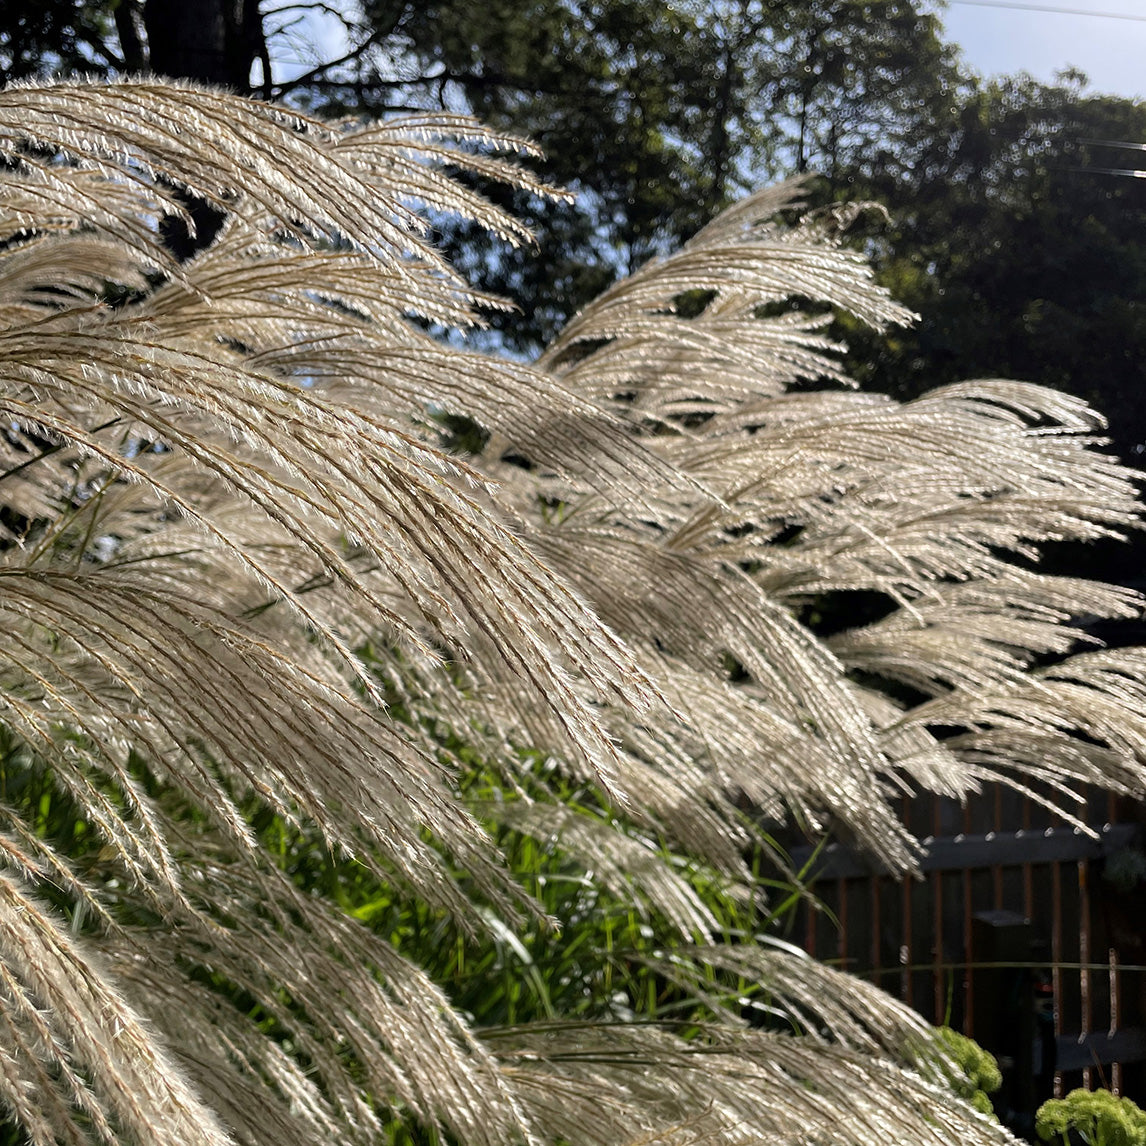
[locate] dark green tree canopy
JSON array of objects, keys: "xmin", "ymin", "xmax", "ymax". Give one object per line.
[
  {"xmin": 3, "ymin": 3, "xmax": 1145, "ymax": 462},
  {"xmin": 17, "ymin": 0, "xmax": 1132, "ymax": 693},
  {"xmin": 1, "ymin": 0, "xmax": 960, "ymax": 349},
  {"xmin": 846, "ymin": 74, "xmax": 1146, "ymax": 464}
]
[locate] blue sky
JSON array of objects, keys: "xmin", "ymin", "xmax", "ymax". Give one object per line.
[{"xmin": 937, "ymin": 0, "xmax": 1146, "ymax": 99}]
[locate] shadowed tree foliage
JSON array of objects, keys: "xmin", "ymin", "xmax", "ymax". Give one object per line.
[
  {"xmin": 0, "ymin": 0, "xmax": 261, "ymax": 89},
  {"xmin": 0, "ymin": 0, "xmax": 963, "ymax": 351},
  {"xmin": 331, "ymin": 0, "xmax": 962, "ymax": 350},
  {"xmin": 836, "ymin": 73, "xmax": 1146, "ymax": 602},
  {"xmin": 2, "ymin": 78, "xmax": 1146, "ymax": 1146},
  {"xmin": 844, "ymin": 73, "xmax": 1146, "ymax": 464},
  {"xmin": 0, "ymin": 0, "xmax": 125, "ymax": 82}
]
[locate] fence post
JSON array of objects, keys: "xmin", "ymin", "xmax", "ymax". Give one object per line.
[{"xmin": 972, "ymin": 909, "xmax": 1040, "ymax": 1135}]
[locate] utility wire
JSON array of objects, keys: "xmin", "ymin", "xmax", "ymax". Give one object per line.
[
  {"xmin": 1082, "ymin": 138, "xmax": 1146, "ymax": 152},
  {"xmin": 949, "ymin": 0, "xmax": 1146, "ymax": 21},
  {"xmin": 1083, "ymin": 167, "xmax": 1146, "ymax": 177}
]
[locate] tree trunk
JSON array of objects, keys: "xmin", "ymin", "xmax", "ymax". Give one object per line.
[
  {"xmin": 142, "ymin": 0, "xmax": 257, "ymax": 90},
  {"xmin": 141, "ymin": 0, "xmax": 266, "ymax": 258}
]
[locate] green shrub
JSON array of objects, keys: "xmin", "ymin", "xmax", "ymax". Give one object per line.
[
  {"xmin": 937, "ymin": 1027, "xmax": 1003, "ymax": 1117},
  {"xmin": 1038, "ymin": 1090, "xmax": 1146, "ymax": 1146}
]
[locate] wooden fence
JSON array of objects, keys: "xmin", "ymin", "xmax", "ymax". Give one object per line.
[{"xmin": 789, "ymin": 784, "xmax": 1146, "ymax": 1134}]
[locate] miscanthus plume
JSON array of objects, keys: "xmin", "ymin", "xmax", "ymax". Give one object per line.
[{"xmin": 0, "ymin": 80, "xmax": 1141, "ymax": 1146}]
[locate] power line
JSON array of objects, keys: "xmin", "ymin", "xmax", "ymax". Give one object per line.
[
  {"xmin": 1078, "ymin": 166, "xmax": 1146, "ymax": 177},
  {"xmin": 949, "ymin": 0, "xmax": 1146, "ymax": 21},
  {"xmin": 1082, "ymin": 138, "xmax": 1146, "ymax": 151},
  {"xmin": 1075, "ymin": 141, "xmax": 1146, "ymax": 177}
]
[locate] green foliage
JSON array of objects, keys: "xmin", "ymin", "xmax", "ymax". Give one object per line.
[
  {"xmin": 352, "ymin": 0, "xmax": 960, "ymax": 350},
  {"xmin": 936, "ymin": 1027, "xmax": 1002, "ymax": 1118},
  {"xmin": 8, "ymin": 2, "xmax": 1146, "ymax": 391},
  {"xmin": 268, "ymin": 780, "xmax": 761, "ymax": 1031},
  {"xmin": 0, "ymin": 0, "xmax": 119, "ymax": 84},
  {"xmin": 1037, "ymin": 1090, "xmax": 1146, "ymax": 1146},
  {"xmin": 3, "ymin": 0, "xmax": 964, "ymax": 352},
  {"xmin": 845, "ymin": 74, "xmax": 1146, "ymax": 463}
]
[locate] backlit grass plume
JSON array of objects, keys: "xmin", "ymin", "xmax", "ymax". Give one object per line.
[{"xmin": 0, "ymin": 79, "xmax": 1142, "ymax": 1145}]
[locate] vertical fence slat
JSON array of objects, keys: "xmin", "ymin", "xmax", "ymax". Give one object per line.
[
  {"xmin": 901, "ymin": 876, "xmax": 912, "ymax": 1005},
  {"xmin": 932, "ymin": 866, "xmax": 945, "ymax": 1023},
  {"xmin": 963, "ymin": 866, "xmax": 974, "ymax": 1036},
  {"xmin": 1053, "ymin": 859, "xmax": 1064, "ymax": 1098},
  {"xmin": 1110, "ymin": 947, "xmax": 1122, "ymax": 1096},
  {"xmin": 993, "ymin": 785, "xmax": 1004, "ymax": 909},
  {"xmin": 837, "ymin": 877, "xmax": 848, "ymax": 967},
  {"xmin": 963, "ymin": 802, "xmax": 974, "ymax": 1036},
  {"xmin": 1022, "ymin": 797, "xmax": 1033, "ymax": 919},
  {"xmin": 871, "ymin": 875, "xmax": 882, "ymax": 989},
  {"xmin": 811, "ymin": 791, "xmax": 1143, "ymax": 1107},
  {"xmin": 1080, "ymin": 857, "xmax": 1092, "ymax": 1090}
]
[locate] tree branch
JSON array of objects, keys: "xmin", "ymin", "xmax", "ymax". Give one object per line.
[
  {"xmin": 269, "ymin": 28, "xmax": 383, "ymax": 98},
  {"xmin": 113, "ymin": 0, "xmax": 146, "ymax": 73}
]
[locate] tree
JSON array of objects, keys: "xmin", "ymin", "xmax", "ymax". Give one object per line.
[
  {"xmin": 835, "ymin": 72, "xmax": 1146, "ymax": 600},
  {"xmin": 327, "ymin": 0, "xmax": 963, "ymax": 349},
  {"xmin": 0, "ymin": 0, "xmax": 264, "ymax": 89},
  {"xmin": 0, "ymin": 0, "xmax": 962, "ymax": 349},
  {"xmin": 2, "ymin": 77, "xmax": 1146, "ymax": 1145},
  {"xmin": 0, "ymin": 0, "xmax": 125, "ymax": 83},
  {"xmin": 842, "ymin": 73, "xmax": 1146, "ymax": 467}
]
